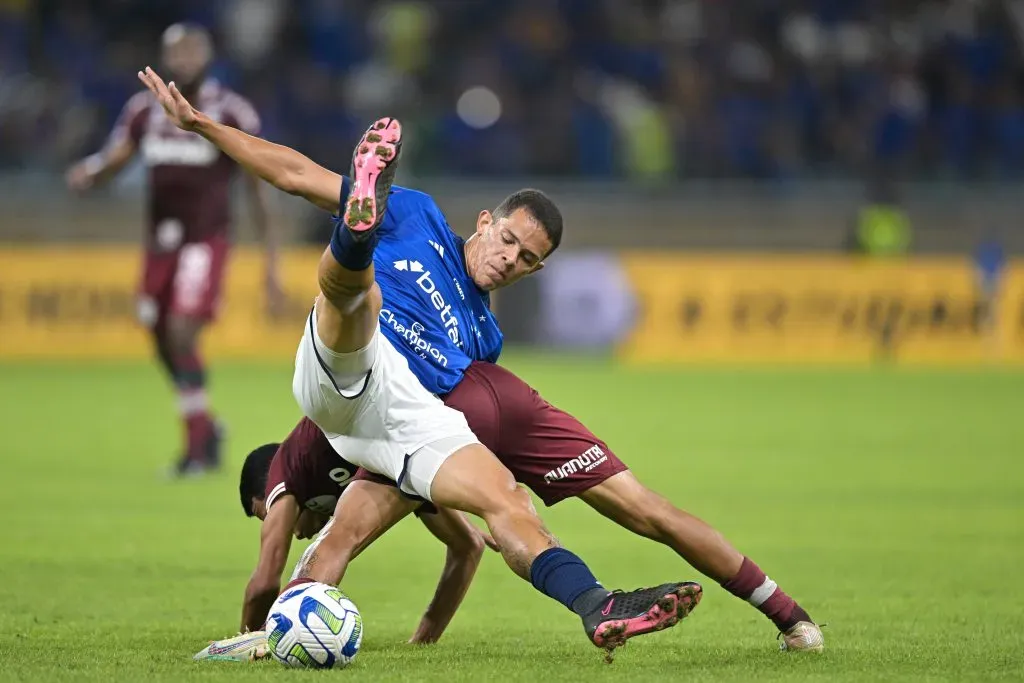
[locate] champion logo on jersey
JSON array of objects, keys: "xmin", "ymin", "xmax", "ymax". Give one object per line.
[
  {"xmin": 428, "ymin": 240, "xmax": 445, "ymax": 258},
  {"xmin": 393, "ymin": 259, "xmax": 424, "ymax": 273}
]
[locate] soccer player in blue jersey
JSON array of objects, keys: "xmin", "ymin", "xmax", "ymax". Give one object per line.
[{"xmin": 139, "ymin": 69, "xmax": 702, "ymax": 656}]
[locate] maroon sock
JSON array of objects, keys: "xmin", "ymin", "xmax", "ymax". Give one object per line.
[
  {"xmin": 184, "ymin": 411, "xmax": 214, "ymax": 462},
  {"xmin": 721, "ymin": 557, "xmax": 812, "ymax": 631},
  {"xmin": 175, "ymin": 348, "xmax": 213, "ymax": 462}
]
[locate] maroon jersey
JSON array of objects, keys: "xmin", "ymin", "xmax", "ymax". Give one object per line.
[
  {"xmin": 264, "ymin": 418, "xmax": 359, "ymax": 516},
  {"xmin": 109, "ymin": 80, "xmax": 260, "ymax": 248}
]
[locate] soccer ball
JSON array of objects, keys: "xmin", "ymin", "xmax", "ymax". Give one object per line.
[{"xmin": 265, "ymin": 581, "xmax": 363, "ymax": 669}]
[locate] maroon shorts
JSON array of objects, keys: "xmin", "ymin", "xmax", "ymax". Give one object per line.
[
  {"xmin": 444, "ymin": 361, "xmax": 627, "ymax": 506},
  {"xmin": 137, "ymin": 235, "xmax": 230, "ymax": 326}
]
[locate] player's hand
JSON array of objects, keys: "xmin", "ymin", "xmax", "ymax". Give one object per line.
[
  {"xmin": 137, "ymin": 66, "xmax": 200, "ymax": 132},
  {"xmin": 65, "ymin": 162, "xmax": 95, "ymax": 193},
  {"xmin": 408, "ymin": 621, "xmax": 442, "ymax": 645}
]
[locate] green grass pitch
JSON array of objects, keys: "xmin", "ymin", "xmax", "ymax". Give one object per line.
[{"xmin": 1, "ymin": 354, "xmax": 1022, "ymax": 681}]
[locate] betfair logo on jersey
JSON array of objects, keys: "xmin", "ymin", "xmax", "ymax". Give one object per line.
[{"xmin": 393, "ymin": 260, "xmax": 462, "ymax": 347}]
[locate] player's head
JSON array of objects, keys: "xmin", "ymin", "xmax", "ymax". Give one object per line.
[
  {"xmin": 161, "ymin": 23, "xmax": 213, "ymax": 94},
  {"xmin": 239, "ymin": 442, "xmax": 280, "ymax": 521},
  {"xmin": 467, "ymin": 188, "xmax": 563, "ymax": 291}
]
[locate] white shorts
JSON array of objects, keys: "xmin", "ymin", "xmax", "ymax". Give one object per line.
[{"xmin": 292, "ymin": 307, "xmax": 478, "ymax": 502}]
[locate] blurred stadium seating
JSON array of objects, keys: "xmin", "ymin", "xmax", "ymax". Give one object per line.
[
  {"xmin": 1, "ymin": 0, "xmax": 1022, "ymax": 364},
  {"xmin": 4, "ymin": 0, "xmax": 1024, "ymax": 181}
]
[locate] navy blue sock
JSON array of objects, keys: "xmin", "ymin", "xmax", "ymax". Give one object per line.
[
  {"xmin": 329, "ymin": 218, "xmax": 379, "ymax": 271},
  {"xmin": 529, "ymin": 548, "xmax": 606, "ymax": 615}
]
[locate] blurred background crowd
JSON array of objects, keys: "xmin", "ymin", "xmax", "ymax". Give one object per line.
[{"xmin": 4, "ymin": 0, "xmax": 1024, "ymax": 182}]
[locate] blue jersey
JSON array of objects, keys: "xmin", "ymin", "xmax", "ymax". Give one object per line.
[{"xmin": 361, "ymin": 184, "xmax": 503, "ymax": 395}]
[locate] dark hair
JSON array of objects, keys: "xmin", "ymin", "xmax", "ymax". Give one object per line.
[
  {"xmin": 493, "ymin": 188, "xmax": 563, "ymax": 257},
  {"xmin": 239, "ymin": 443, "xmax": 280, "ymax": 517}
]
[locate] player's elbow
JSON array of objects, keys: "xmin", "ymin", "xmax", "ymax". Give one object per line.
[
  {"xmin": 275, "ymin": 168, "xmax": 303, "ymax": 197},
  {"xmin": 276, "ymin": 161, "xmax": 335, "ymax": 211}
]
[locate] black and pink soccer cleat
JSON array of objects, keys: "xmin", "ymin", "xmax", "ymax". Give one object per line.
[
  {"xmin": 343, "ymin": 117, "xmax": 403, "ymax": 236},
  {"xmin": 582, "ymin": 582, "xmax": 702, "ymax": 661}
]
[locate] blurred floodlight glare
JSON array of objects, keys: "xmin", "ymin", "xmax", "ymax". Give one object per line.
[{"xmin": 456, "ymin": 86, "xmax": 502, "ymax": 129}]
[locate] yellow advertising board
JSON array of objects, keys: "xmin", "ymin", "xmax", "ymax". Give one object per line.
[
  {"xmin": 618, "ymin": 253, "xmax": 1024, "ymax": 365},
  {"xmin": 3, "ymin": 247, "xmax": 1023, "ymax": 365},
  {"xmin": 0, "ymin": 246, "xmax": 323, "ymax": 359}
]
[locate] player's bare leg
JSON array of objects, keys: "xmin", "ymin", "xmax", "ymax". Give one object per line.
[
  {"xmin": 291, "ymin": 448, "xmax": 551, "ymax": 582},
  {"xmin": 580, "ymin": 471, "xmax": 823, "ymax": 652},
  {"xmin": 315, "ymin": 118, "xmax": 402, "ymax": 355},
  {"xmin": 428, "ymin": 444, "xmax": 702, "ymax": 656},
  {"xmin": 291, "ymin": 479, "xmax": 420, "ymax": 585},
  {"xmin": 163, "ymin": 313, "xmax": 223, "ymax": 475},
  {"xmin": 429, "ymin": 445, "xmax": 558, "ymax": 577}
]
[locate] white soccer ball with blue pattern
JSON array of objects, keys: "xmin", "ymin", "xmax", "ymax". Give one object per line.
[{"xmin": 265, "ymin": 581, "xmax": 363, "ymax": 669}]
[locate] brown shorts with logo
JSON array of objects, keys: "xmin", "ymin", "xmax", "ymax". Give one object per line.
[{"xmin": 442, "ymin": 360, "xmax": 628, "ymax": 506}]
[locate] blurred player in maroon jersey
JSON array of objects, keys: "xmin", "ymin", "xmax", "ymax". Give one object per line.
[{"xmin": 66, "ymin": 24, "xmax": 282, "ymax": 475}]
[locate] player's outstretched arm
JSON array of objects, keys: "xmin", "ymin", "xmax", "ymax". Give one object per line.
[
  {"xmin": 409, "ymin": 509, "xmax": 490, "ymax": 644},
  {"xmin": 137, "ymin": 66, "xmax": 342, "ymax": 213},
  {"xmin": 241, "ymin": 495, "xmax": 300, "ymax": 632},
  {"xmin": 66, "ymin": 135, "xmax": 136, "ymax": 192}
]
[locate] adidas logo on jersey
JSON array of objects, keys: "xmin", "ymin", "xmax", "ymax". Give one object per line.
[
  {"xmin": 393, "ymin": 259, "xmax": 424, "ymax": 272},
  {"xmin": 428, "ymin": 240, "xmax": 445, "ymax": 258}
]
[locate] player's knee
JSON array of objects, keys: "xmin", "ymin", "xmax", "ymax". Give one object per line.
[
  {"xmin": 506, "ymin": 484, "xmax": 536, "ymax": 514},
  {"xmin": 485, "ymin": 484, "xmax": 540, "ymax": 525}
]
